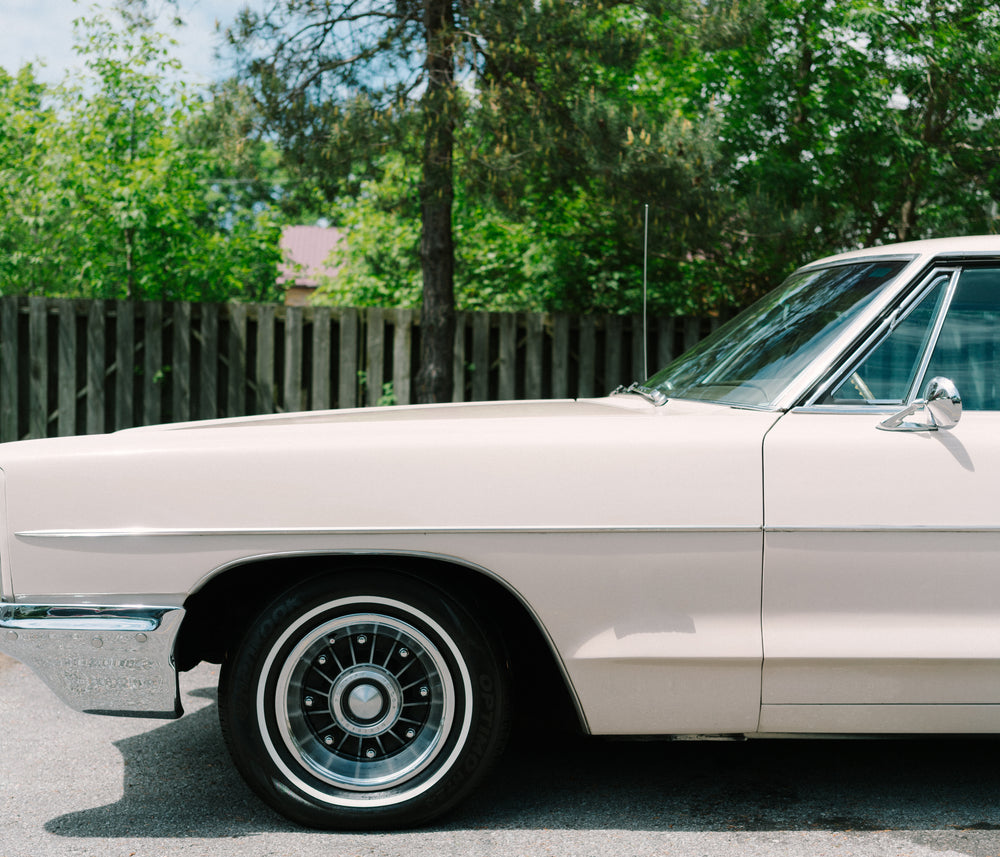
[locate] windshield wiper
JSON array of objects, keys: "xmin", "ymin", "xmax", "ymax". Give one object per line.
[{"xmin": 612, "ymin": 382, "xmax": 668, "ymax": 406}]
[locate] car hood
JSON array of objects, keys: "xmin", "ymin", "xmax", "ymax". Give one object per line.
[{"xmin": 0, "ymin": 396, "xmax": 780, "ymax": 538}]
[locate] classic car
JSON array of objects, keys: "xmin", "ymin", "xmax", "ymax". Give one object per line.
[{"xmin": 2, "ymin": 234, "xmax": 1000, "ymax": 829}]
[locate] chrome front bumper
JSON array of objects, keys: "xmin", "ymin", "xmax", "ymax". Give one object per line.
[{"xmin": 0, "ymin": 603, "xmax": 184, "ymax": 718}]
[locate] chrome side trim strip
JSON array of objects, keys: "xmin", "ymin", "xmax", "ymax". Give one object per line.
[
  {"xmin": 767, "ymin": 525, "xmax": 1000, "ymax": 534},
  {"xmin": 17, "ymin": 524, "xmax": 1000, "ymax": 539},
  {"xmin": 0, "ymin": 603, "xmax": 166, "ymax": 631},
  {"xmin": 0, "ymin": 604, "xmax": 184, "ymax": 718},
  {"xmin": 16, "ymin": 525, "xmax": 761, "ymax": 539}
]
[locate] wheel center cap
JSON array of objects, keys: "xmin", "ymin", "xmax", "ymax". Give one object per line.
[
  {"xmin": 329, "ymin": 666, "xmax": 402, "ymax": 737},
  {"xmin": 347, "ymin": 682, "xmax": 384, "ymax": 721}
]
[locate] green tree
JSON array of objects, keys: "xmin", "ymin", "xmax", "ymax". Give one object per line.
[
  {"xmin": 0, "ymin": 7, "xmax": 284, "ymax": 301},
  {"xmin": 700, "ymin": 0, "xmax": 1000, "ymax": 297},
  {"xmin": 0, "ymin": 65, "xmax": 71, "ymax": 293}
]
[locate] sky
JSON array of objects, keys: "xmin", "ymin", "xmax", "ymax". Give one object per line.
[{"xmin": 1, "ymin": 0, "xmax": 253, "ymax": 85}]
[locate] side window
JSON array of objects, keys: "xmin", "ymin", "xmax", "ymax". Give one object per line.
[
  {"xmin": 923, "ymin": 268, "xmax": 1000, "ymax": 411},
  {"xmin": 826, "ymin": 275, "xmax": 949, "ymax": 404}
]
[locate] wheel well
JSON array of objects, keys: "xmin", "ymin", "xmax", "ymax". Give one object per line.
[{"xmin": 174, "ymin": 553, "xmax": 584, "ymax": 733}]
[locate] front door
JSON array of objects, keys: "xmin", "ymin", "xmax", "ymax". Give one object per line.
[{"xmin": 761, "ymin": 264, "xmax": 1000, "ymax": 733}]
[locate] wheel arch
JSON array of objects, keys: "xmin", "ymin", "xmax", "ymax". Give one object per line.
[{"xmin": 173, "ymin": 551, "xmax": 587, "ymax": 734}]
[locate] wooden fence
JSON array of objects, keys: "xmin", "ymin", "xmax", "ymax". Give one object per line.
[{"xmin": 0, "ymin": 296, "xmax": 720, "ymax": 441}]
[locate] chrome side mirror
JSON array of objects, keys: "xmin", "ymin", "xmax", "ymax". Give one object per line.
[{"xmin": 878, "ymin": 377, "xmax": 962, "ymax": 432}]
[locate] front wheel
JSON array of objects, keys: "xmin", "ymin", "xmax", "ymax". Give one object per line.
[{"xmin": 219, "ymin": 571, "xmax": 510, "ymax": 829}]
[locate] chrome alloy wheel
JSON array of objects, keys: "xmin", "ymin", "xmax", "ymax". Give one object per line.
[{"xmin": 265, "ymin": 602, "xmax": 463, "ymax": 796}]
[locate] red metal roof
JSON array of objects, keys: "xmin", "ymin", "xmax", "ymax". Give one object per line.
[{"xmin": 278, "ymin": 226, "xmax": 344, "ymax": 288}]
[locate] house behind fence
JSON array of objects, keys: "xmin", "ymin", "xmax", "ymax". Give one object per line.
[{"xmin": 0, "ymin": 296, "xmax": 720, "ymax": 442}]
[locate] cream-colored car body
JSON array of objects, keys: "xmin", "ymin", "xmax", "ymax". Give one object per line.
[
  {"xmin": 3, "ymin": 234, "xmax": 1000, "ymax": 741},
  {"xmin": 0, "ymin": 397, "xmax": 776, "ymax": 733}
]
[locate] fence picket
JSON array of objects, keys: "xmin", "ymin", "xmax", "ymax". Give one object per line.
[
  {"xmin": 116, "ymin": 301, "xmax": 134, "ymax": 430},
  {"xmin": 553, "ymin": 314, "xmax": 569, "ymax": 399},
  {"xmin": 255, "ymin": 304, "xmax": 275, "ymax": 414},
  {"xmin": 392, "ymin": 308, "xmax": 413, "ymax": 406},
  {"xmin": 525, "ymin": 313, "xmax": 543, "ymax": 399},
  {"xmin": 452, "ymin": 312, "xmax": 467, "ymax": 403},
  {"xmin": 338, "ymin": 308, "xmax": 358, "ymax": 409},
  {"xmin": 173, "ymin": 303, "xmax": 192, "ymax": 423},
  {"xmin": 365, "ymin": 308, "xmax": 385, "ymax": 407},
  {"xmin": 284, "ymin": 306, "xmax": 303, "ymax": 413},
  {"xmin": 657, "ymin": 317, "xmax": 675, "ymax": 370},
  {"xmin": 200, "ymin": 304, "xmax": 219, "ymax": 420},
  {"xmin": 227, "ymin": 302, "xmax": 247, "ymax": 416},
  {"xmin": 29, "ymin": 298, "xmax": 47, "ymax": 439},
  {"xmin": 604, "ymin": 315, "xmax": 623, "ymax": 391},
  {"xmin": 86, "ymin": 301, "xmax": 105, "ymax": 434},
  {"xmin": 472, "ymin": 313, "xmax": 489, "ymax": 402},
  {"xmin": 311, "ymin": 306, "xmax": 332, "ymax": 411},
  {"xmin": 57, "ymin": 301, "xmax": 76, "ymax": 437},
  {"xmin": 1, "ymin": 300, "xmax": 17, "ymax": 440},
  {"xmin": 578, "ymin": 316, "xmax": 595, "ymax": 399},
  {"xmin": 498, "ymin": 314, "xmax": 516, "ymax": 400},
  {"xmin": 144, "ymin": 302, "xmax": 163, "ymax": 425}
]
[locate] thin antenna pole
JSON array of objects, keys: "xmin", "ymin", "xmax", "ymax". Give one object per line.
[{"xmin": 642, "ymin": 204, "xmax": 649, "ymax": 380}]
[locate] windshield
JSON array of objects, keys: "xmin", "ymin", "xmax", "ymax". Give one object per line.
[{"xmin": 646, "ymin": 260, "xmax": 908, "ymax": 408}]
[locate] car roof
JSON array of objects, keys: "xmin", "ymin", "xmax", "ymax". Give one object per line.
[{"xmin": 808, "ymin": 235, "xmax": 1000, "ymax": 267}]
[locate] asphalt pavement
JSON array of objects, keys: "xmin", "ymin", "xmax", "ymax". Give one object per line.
[{"xmin": 2, "ymin": 653, "xmax": 1000, "ymax": 857}]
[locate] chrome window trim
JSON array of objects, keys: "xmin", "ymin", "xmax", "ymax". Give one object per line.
[
  {"xmin": 802, "ymin": 267, "xmax": 961, "ymax": 408},
  {"xmin": 903, "ymin": 268, "xmax": 962, "ymax": 404},
  {"xmin": 790, "ymin": 405, "xmax": 899, "ymax": 416},
  {"xmin": 767, "ymin": 254, "xmax": 925, "ymax": 411}
]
